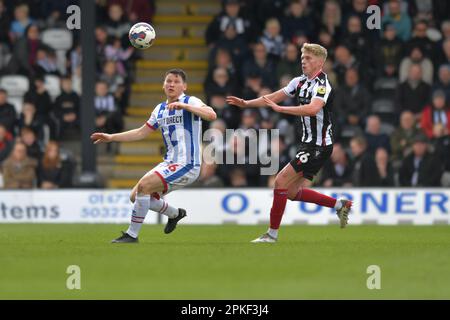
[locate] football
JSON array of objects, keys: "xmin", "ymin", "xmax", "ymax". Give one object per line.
[{"xmin": 128, "ymin": 22, "xmax": 156, "ymax": 49}]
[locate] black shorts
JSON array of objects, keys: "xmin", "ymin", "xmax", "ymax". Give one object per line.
[{"xmin": 289, "ymin": 143, "xmax": 333, "ymax": 180}]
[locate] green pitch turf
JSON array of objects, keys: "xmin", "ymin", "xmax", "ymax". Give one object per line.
[{"xmin": 0, "ymin": 224, "xmax": 449, "ymax": 299}]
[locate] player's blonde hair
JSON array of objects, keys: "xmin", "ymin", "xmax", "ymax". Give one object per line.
[{"xmin": 301, "ymin": 43, "xmax": 328, "ymax": 61}]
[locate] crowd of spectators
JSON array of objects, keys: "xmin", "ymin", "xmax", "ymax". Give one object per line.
[
  {"xmin": 200, "ymin": 0, "xmax": 450, "ymax": 188},
  {"xmin": 0, "ymin": 0, "xmax": 154, "ymax": 189}
]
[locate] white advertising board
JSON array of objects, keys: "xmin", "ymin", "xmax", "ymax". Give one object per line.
[{"xmin": 0, "ymin": 188, "xmax": 448, "ymax": 225}]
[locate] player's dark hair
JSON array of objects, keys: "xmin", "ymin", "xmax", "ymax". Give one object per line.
[{"xmin": 165, "ymin": 69, "xmax": 187, "ymax": 82}]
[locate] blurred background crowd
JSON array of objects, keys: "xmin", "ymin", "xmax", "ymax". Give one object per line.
[{"xmin": 0, "ymin": 0, "xmax": 449, "ymax": 189}]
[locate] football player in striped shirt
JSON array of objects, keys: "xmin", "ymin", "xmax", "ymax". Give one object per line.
[
  {"xmin": 227, "ymin": 43, "xmax": 352, "ymax": 243},
  {"xmin": 91, "ymin": 69, "xmax": 217, "ymax": 243}
]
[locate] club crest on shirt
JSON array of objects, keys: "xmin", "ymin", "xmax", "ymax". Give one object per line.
[{"xmin": 317, "ymin": 86, "xmax": 326, "ymax": 95}]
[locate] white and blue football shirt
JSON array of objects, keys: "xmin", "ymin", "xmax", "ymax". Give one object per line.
[{"xmin": 146, "ymin": 93, "xmax": 203, "ymax": 166}]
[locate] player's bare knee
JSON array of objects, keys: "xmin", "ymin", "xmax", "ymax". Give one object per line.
[
  {"xmin": 136, "ymin": 180, "xmax": 150, "ymax": 195},
  {"xmin": 287, "ymin": 189, "xmax": 298, "ymax": 200},
  {"xmin": 130, "ymin": 191, "xmax": 136, "ymax": 203},
  {"xmin": 274, "ymin": 172, "xmax": 288, "ymax": 189}
]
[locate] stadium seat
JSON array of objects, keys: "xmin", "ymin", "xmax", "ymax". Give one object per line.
[
  {"xmin": 374, "ymin": 77, "xmax": 398, "ymax": 91},
  {"xmin": 380, "ymin": 122, "xmax": 395, "ymax": 135},
  {"xmin": 372, "ymin": 99, "xmax": 395, "ymax": 113},
  {"xmin": 0, "ymin": 75, "xmax": 30, "ymax": 113},
  {"xmin": 44, "ymin": 75, "xmax": 61, "ymax": 101},
  {"xmin": 371, "ymin": 98, "xmax": 397, "ymax": 124},
  {"xmin": 41, "ymin": 29, "xmax": 73, "ymax": 75}
]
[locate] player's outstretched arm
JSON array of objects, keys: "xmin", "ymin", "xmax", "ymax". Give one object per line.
[
  {"xmin": 226, "ymin": 89, "xmax": 287, "ymax": 108},
  {"xmin": 167, "ymin": 102, "xmax": 217, "ymax": 121},
  {"xmin": 90, "ymin": 124, "xmax": 154, "ymax": 144},
  {"xmin": 263, "ymin": 96, "xmax": 325, "ymax": 117}
]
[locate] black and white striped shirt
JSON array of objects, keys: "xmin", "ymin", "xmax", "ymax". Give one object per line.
[{"xmin": 283, "ymin": 71, "xmax": 333, "ymax": 147}]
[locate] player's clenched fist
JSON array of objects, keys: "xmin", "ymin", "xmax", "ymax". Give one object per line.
[{"xmin": 90, "ymin": 132, "xmax": 113, "ymax": 144}]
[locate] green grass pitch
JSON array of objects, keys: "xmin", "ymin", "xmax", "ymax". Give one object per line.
[{"xmin": 0, "ymin": 224, "xmax": 449, "ymax": 299}]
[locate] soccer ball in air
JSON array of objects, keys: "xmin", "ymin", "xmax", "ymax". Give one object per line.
[{"xmin": 129, "ymin": 22, "xmax": 156, "ymax": 49}]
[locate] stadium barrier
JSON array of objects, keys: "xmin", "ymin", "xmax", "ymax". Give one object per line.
[{"xmin": 0, "ymin": 189, "xmax": 448, "ymax": 225}]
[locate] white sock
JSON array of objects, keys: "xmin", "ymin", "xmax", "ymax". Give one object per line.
[
  {"xmin": 267, "ymin": 228, "xmax": 278, "ymax": 239},
  {"xmin": 149, "ymin": 196, "xmax": 179, "ymax": 218},
  {"xmin": 334, "ymin": 199, "xmax": 343, "ymax": 210},
  {"xmin": 126, "ymin": 194, "xmax": 151, "ymax": 238}
]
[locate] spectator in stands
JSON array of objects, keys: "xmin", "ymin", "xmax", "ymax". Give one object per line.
[
  {"xmin": 0, "ymin": 124, "xmax": 13, "ymax": 163},
  {"xmin": 374, "ymin": 147, "xmax": 395, "ymax": 186},
  {"xmin": 318, "ymin": 27, "xmax": 335, "ymax": 50},
  {"xmin": 319, "ymin": 143, "xmax": 353, "ymax": 187},
  {"xmin": 395, "ymin": 63, "xmax": 431, "ymax": 116},
  {"xmin": 95, "ymin": 26, "xmax": 109, "ymax": 72},
  {"xmin": 334, "ymin": 68, "xmax": 371, "ymax": 130},
  {"xmin": 375, "ymin": 22, "xmax": 403, "ymax": 78},
  {"xmin": 390, "ymin": 110, "xmax": 421, "ymax": 164},
  {"xmin": 8, "ymin": 24, "xmax": 50, "ymax": 76},
  {"xmin": 365, "ymin": 115, "xmax": 391, "ymax": 154},
  {"xmin": 399, "ymin": 46, "xmax": 433, "ymax": 85},
  {"xmin": 340, "ymin": 15, "xmax": 371, "ymax": 68},
  {"xmin": 349, "ymin": 136, "xmax": 382, "ymax": 186},
  {"xmin": 37, "ymin": 141, "xmax": 73, "ymax": 189},
  {"xmin": 228, "ymin": 167, "xmax": 248, "ymax": 187},
  {"xmin": 242, "ymin": 42, "xmax": 277, "ymax": 90},
  {"xmin": 40, "ymin": 0, "xmax": 73, "ymax": 28},
  {"xmin": 9, "ymin": 3, "xmax": 34, "ymax": 42},
  {"xmin": 241, "ymin": 71, "xmax": 263, "ymax": 101},
  {"xmin": 24, "ymin": 76, "xmax": 53, "ymax": 117},
  {"xmin": 399, "ymin": 133, "xmax": 443, "ymax": 186},
  {"xmin": 35, "ymin": 47, "xmax": 59, "ymax": 76},
  {"xmin": 321, "ymin": 0, "xmax": 342, "ymax": 40},
  {"xmin": 333, "ymin": 45, "xmax": 359, "ymax": 86},
  {"xmin": 213, "ymin": 24, "xmax": 250, "ymax": 69},
  {"xmin": 259, "ymin": 18, "xmax": 285, "ymax": 62},
  {"xmin": 0, "ymin": 89, "xmax": 16, "ymax": 134},
  {"xmin": 24, "ymin": 75, "xmax": 57, "ymax": 138},
  {"xmin": 19, "ymin": 126, "xmax": 41, "ymax": 161},
  {"xmin": 322, "ymin": 58, "xmax": 338, "ymax": 88},
  {"xmin": 420, "ymin": 89, "xmax": 450, "ymax": 139},
  {"xmin": 105, "ymin": 37, "xmax": 134, "ymax": 77},
  {"xmin": 433, "ymin": 64, "xmax": 450, "ymax": 102},
  {"xmin": 276, "ymin": 43, "xmax": 299, "ymax": 80},
  {"xmin": 100, "ymin": 60, "xmax": 126, "ymax": 112},
  {"xmin": 406, "ymin": 20, "xmax": 436, "ymax": 60},
  {"xmin": 108, "ymin": 0, "xmax": 155, "ymax": 24},
  {"xmin": 94, "ymin": 81, "xmax": 123, "ymax": 135},
  {"xmin": 208, "ymin": 47, "xmax": 239, "ymax": 85},
  {"xmin": 104, "ymin": 3, "xmax": 131, "ymax": 47},
  {"xmin": 1, "ymin": 141, "xmax": 37, "ymax": 189},
  {"xmin": 204, "ymin": 67, "xmax": 237, "ymax": 103},
  {"xmin": 281, "ymin": 0, "xmax": 315, "ymax": 42},
  {"xmin": 240, "ymin": 109, "xmax": 260, "ymax": 130},
  {"xmin": 17, "ymin": 102, "xmax": 44, "ymax": 141},
  {"xmin": 205, "ymin": 0, "xmax": 256, "ymax": 47},
  {"xmin": 381, "ymin": 0, "xmax": 412, "ymax": 42},
  {"xmin": 210, "ymin": 95, "xmax": 241, "ymax": 129},
  {"xmin": 440, "ymin": 20, "xmax": 450, "ymax": 41},
  {"xmin": 0, "ymin": 0, "xmax": 11, "ymax": 48},
  {"xmin": 54, "ymin": 76, "xmax": 80, "ymax": 139},
  {"xmin": 436, "ymin": 38, "xmax": 450, "ymax": 68}
]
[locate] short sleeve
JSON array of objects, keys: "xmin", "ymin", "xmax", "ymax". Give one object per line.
[
  {"xmin": 311, "ymin": 80, "xmax": 332, "ymax": 103},
  {"xmin": 146, "ymin": 104, "xmax": 160, "ymax": 129},
  {"xmin": 188, "ymin": 96, "xmax": 206, "ymax": 107},
  {"xmin": 282, "ymin": 77, "xmax": 301, "ymax": 98}
]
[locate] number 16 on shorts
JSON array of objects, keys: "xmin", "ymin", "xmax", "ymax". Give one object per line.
[{"xmin": 296, "ymin": 151, "xmax": 310, "ymax": 163}]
